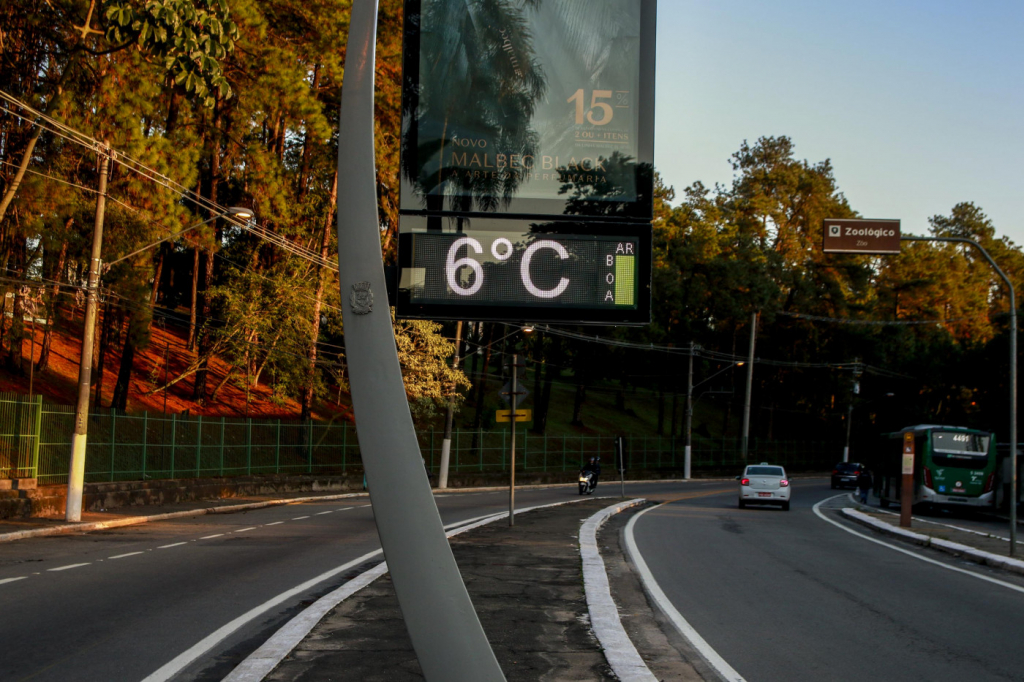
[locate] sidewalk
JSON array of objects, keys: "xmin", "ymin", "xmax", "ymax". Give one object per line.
[
  {"xmin": 841, "ymin": 498, "xmax": 1024, "ymax": 576},
  {"xmin": 233, "ymin": 498, "xmax": 705, "ymax": 682}
]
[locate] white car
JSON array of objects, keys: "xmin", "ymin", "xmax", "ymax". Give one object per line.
[{"xmin": 737, "ymin": 463, "xmax": 791, "ymax": 511}]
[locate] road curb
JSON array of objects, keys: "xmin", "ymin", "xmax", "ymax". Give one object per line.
[
  {"xmin": 579, "ymin": 498, "xmax": 656, "ymax": 682},
  {"xmin": 841, "ymin": 508, "xmax": 1024, "ymax": 577},
  {"xmin": 0, "ymin": 492, "xmax": 371, "ymax": 544}
]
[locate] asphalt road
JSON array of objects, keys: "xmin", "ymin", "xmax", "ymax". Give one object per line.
[
  {"xmin": 631, "ymin": 479, "xmax": 1024, "ymax": 682},
  {"xmin": 0, "ymin": 478, "xmax": 712, "ymax": 682}
]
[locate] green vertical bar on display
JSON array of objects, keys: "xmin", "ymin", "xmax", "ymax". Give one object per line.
[
  {"xmin": 110, "ymin": 409, "xmax": 116, "ymax": 482},
  {"xmin": 614, "ymin": 255, "xmax": 635, "ymax": 305},
  {"xmin": 31, "ymin": 396, "xmax": 42, "ymax": 480},
  {"xmin": 220, "ymin": 418, "xmax": 226, "ymax": 476},
  {"xmin": 275, "ymin": 419, "xmax": 281, "ymax": 473},
  {"xmin": 196, "ymin": 415, "xmax": 203, "ymax": 477},
  {"xmin": 170, "ymin": 414, "xmax": 177, "ymax": 479}
]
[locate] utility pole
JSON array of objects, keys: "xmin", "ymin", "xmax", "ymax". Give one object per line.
[
  {"xmin": 508, "ymin": 352, "xmax": 517, "ymax": 527},
  {"xmin": 843, "ymin": 358, "xmax": 861, "ymax": 463},
  {"xmin": 685, "ymin": 341, "xmax": 694, "ymax": 479},
  {"xmin": 66, "ymin": 143, "xmax": 110, "ymax": 522},
  {"xmin": 741, "ymin": 311, "xmax": 758, "ymax": 461},
  {"xmin": 438, "ymin": 321, "xmax": 463, "ymax": 489}
]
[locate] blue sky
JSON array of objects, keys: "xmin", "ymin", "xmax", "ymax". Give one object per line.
[{"xmin": 654, "ymin": 0, "xmax": 1024, "ymax": 242}]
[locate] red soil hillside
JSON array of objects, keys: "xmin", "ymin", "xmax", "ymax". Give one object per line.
[{"xmin": 0, "ymin": 310, "xmax": 352, "ymax": 422}]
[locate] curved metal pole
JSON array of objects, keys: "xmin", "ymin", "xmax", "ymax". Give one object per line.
[
  {"xmin": 902, "ymin": 235, "xmax": 1017, "ymax": 554},
  {"xmin": 335, "ymin": 2, "xmax": 506, "ymax": 678}
]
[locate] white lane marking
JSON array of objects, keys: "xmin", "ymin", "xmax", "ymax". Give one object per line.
[
  {"xmin": 200, "ymin": 534, "xmax": 224, "ymax": 540},
  {"xmin": 0, "ymin": 576, "xmax": 27, "ymax": 585},
  {"xmin": 291, "ymin": 516, "xmax": 309, "ymax": 521},
  {"xmin": 315, "ymin": 511, "xmax": 333, "ymax": 516},
  {"xmin": 109, "ymin": 551, "xmax": 145, "ymax": 559},
  {"xmin": 48, "ymin": 563, "xmax": 90, "ymax": 572},
  {"xmin": 235, "ymin": 527, "xmax": 257, "ymax": 533},
  {"xmin": 335, "ymin": 507, "xmax": 353, "ymax": 512},
  {"xmin": 813, "ymin": 495, "xmax": 1024, "ymax": 595},
  {"xmin": 581, "ymin": 500, "xmax": 657, "ymax": 682},
  {"xmin": 624, "ymin": 504, "xmax": 747, "ymax": 682},
  {"xmin": 217, "ymin": 499, "xmax": 595, "ymax": 682},
  {"xmin": 265, "ymin": 522, "xmax": 284, "ymax": 527},
  {"xmin": 159, "ymin": 542, "xmax": 188, "ymax": 549}
]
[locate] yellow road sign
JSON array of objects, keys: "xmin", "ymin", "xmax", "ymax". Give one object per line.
[{"xmin": 496, "ymin": 409, "xmax": 532, "ymax": 423}]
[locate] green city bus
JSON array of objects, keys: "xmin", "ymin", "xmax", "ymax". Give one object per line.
[{"xmin": 876, "ymin": 425, "xmax": 997, "ymax": 510}]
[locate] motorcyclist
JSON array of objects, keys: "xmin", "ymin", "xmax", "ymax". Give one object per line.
[{"xmin": 581, "ymin": 456, "xmax": 601, "ymax": 487}]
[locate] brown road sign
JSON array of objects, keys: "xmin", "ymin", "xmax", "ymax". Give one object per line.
[{"xmin": 823, "ymin": 218, "xmax": 901, "ymax": 254}]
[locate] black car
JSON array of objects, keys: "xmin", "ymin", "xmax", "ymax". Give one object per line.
[{"xmin": 831, "ymin": 462, "xmax": 866, "ymax": 489}]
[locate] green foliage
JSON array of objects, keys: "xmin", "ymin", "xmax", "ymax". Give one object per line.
[{"xmin": 102, "ymin": 0, "xmax": 240, "ymax": 107}]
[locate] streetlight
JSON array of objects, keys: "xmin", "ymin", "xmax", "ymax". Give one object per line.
[
  {"xmin": 685, "ymin": 348, "xmax": 744, "ymax": 479},
  {"xmin": 65, "ymin": 205, "xmax": 253, "ymax": 523}
]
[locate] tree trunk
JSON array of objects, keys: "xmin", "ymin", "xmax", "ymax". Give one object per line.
[
  {"xmin": 93, "ymin": 303, "xmax": 118, "ymax": 409},
  {"xmin": 191, "ymin": 251, "xmax": 215, "ymax": 403},
  {"xmin": 187, "ymin": 246, "xmax": 200, "ymax": 350},
  {"xmin": 37, "ymin": 237, "xmax": 68, "ymax": 372},
  {"xmin": 297, "ymin": 65, "xmax": 322, "ymax": 199},
  {"xmin": 150, "ymin": 244, "xmax": 164, "ymax": 307},
  {"xmin": 300, "ymin": 171, "xmax": 337, "ymax": 421},
  {"xmin": 110, "ymin": 317, "xmax": 137, "ymax": 410}
]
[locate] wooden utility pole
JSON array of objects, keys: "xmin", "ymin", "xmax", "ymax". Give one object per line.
[{"xmin": 66, "ymin": 144, "xmax": 110, "ymax": 522}]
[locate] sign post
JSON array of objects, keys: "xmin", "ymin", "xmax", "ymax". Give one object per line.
[
  {"xmin": 508, "ymin": 354, "xmax": 520, "ymax": 527},
  {"xmin": 901, "ymin": 431, "xmax": 915, "ymax": 528}
]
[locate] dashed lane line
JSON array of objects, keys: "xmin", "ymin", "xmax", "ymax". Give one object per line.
[
  {"xmin": 200, "ymin": 534, "xmax": 224, "ymax": 539},
  {"xmin": 159, "ymin": 542, "xmax": 188, "ymax": 549},
  {"xmin": 0, "ymin": 576, "xmax": 27, "ymax": 585},
  {"xmin": 291, "ymin": 516, "xmax": 310, "ymax": 521},
  {"xmin": 315, "ymin": 511, "xmax": 333, "ymax": 516},
  {"xmin": 47, "ymin": 563, "xmax": 90, "ymax": 572},
  {"xmin": 110, "ymin": 551, "xmax": 145, "ymax": 559},
  {"xmin": 235, "ymin": 527, "xmax": 257, "ymax": 533},
  {"xmin": 265, "ymin": 522, "xmax": 284, "ymax": 526}
]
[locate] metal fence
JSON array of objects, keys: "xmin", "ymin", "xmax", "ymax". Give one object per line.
[{"xmin": 0, "ymin": 394, "xmax": 841, "ymax": 485}]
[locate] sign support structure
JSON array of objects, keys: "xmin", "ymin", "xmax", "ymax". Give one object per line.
[
  {"xmin": 335, "ymin": 2, "xmax": 505, "ymax": 679},
  {"xmin": 508, "ymin": 354, "xmax": 519, "ymax": 527},
  {"xmin": 615, "ymin": 435, "xmax": 626, "ymax": 498}
]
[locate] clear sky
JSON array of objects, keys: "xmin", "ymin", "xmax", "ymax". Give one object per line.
[{"xmin": 654, "ymin": 0, "xmax": 1024, "ymax": 243}]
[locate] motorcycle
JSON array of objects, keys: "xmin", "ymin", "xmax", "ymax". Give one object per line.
[{"xmin": 578, "ymin": 470, "xmax": 597, "ymax": 495}]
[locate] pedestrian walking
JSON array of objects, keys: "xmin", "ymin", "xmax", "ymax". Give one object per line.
[{"xmin": 857, "ymin": 469, "xmax": 872, "ymax": 504}]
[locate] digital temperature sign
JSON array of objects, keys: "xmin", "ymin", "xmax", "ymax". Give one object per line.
[
  {"xmin": 397, "ymin": 0, "xmax": 655, "ymax": 325},
  {"xmin": 395, "ymin": 217, "xmax": 651, "ymax": 324}
]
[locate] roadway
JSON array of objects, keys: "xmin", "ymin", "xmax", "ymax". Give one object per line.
[
  {"xmin": 630, "ymin": 479, "xmax": 1024, "ymax": 682},
  {"xmin": 0, "ymin": 479, "xmax": 714, "ymax": 682}
]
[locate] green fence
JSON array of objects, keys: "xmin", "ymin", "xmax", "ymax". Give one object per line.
[{"xmin": 0, "ymin": 394, "xmax": 841, "ymax": 484}]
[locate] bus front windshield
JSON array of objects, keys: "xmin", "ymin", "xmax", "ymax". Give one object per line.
[{"xmin": 931, "ymin": 431, "xmax": 990, "ymax": 466}]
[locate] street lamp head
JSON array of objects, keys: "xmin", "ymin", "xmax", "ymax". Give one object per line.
[
  {"xmin": 735, "ymin": 361, "xmax": 745, "ymax": 367},
  {"xmin": 227, "ymin": 207, "xmax": 253, "ymax": 220},
  {"xmin": 521, "ymin": 324, "xmax": 535, "ymax": 334}
]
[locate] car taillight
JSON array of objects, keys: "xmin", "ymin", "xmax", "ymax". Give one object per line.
[
  {"xmin": 923, "ymin": 467, "xmax": 933, "ymax": 489},
  {"xmin": 984, "ymin": 472, "xmax": 995, "ymax": 493},
  {"xmin": 741, "ymin": 478, "xmax": 750, "ymax": 486},
  {"xmin": 832, "ymin": 469, "xmax": 839, "ymax": 475},
  {"xmin": 780, "ymin": 479, "xmax": 789, "ymax": 487}
]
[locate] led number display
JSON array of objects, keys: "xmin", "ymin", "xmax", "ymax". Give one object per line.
[{"xmin": 395, "ymin": 220, "xmax": 651, "ymax": 325}]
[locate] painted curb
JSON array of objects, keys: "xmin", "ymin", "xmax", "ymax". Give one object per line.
[
  {"xmin": 579, "ymin": 499, "xmax": 657, "ymax": 682},
  {"xmin": 841, "ymin": 508, "xmax": 1024, "ymax": 576}
]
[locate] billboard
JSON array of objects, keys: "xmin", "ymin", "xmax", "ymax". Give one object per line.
[{"xmin": 397, "ymin": 0, "xmax": 656, "ymax": 324}]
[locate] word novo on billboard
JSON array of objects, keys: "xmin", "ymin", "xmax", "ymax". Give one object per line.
[{"xmin": 822, "ymin": 218, "xmax": 901, "ymax": 255}]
